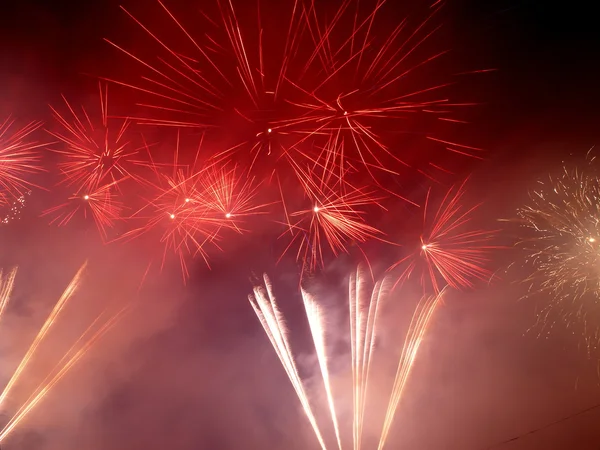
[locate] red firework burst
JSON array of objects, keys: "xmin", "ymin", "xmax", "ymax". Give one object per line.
[
  {"xmin": 389, "ymin": 178, "xmax": 497, "ymax": 294},
  {"xmin": 105, "ymin": 0, "xmax": 487, "ymax": 183},
  {"xmin": 198, "ymin": 163, "xmax": 271, "ymax": 233},
  {"xmin": 0, "ymin": 118, "xmax": 45, "ymax": 204},
  {"xmin": 120, "ymin": 136, "xmax": 224, "ymax": 280},
  {"xmin": 280, "ymin": 145, "xmax": 384, "ymax": 271},
  {"xmin": 42, "ymin": 181, "xmax": 124, "ymax": 240},
  {"xmin": 104, "ymin": 0, "xmax": 302, "ymax": 122},
  {"xmin": 48, "ymin": 83, "xmax": 145, "ymax": 192},
  {"xmin": 282, "ymin": 0, "xmax": 486, "ymax": 181},
  {"xmin": 103, "ymin": 0, "xmax": 312, "ymax": 177}
]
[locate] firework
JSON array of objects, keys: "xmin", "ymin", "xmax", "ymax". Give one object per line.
[
  {"xmin": 48, "ymin": 83, "xmax": 145, "ymax": 192},
  {"xmin": 279, "ymin": 140, "xmax": 386, "ymax": 272},
  {"xmin": 42, "ymin": 180, "xmax": 125, "ymax": 240},
  {"xmin": 0, "ymin": 118, "xmax": 45, "ymax": 204},
  {"xmin": 280, "ymin": 185, "xmax": 384, "ymax": 272},
  {"xmin": 0, "ymin": 264, "xmax": 87, "ymax": 409},
  {"xmin": 514, "ymin": 153, "xmax": 600, "ymax": 347},
  {"xmin": 104, "ymin": 0, "xmax": 302, "ymax": 125},
  {"xmin": 106, "ymin": 0, "xmax": 485, "ymax": 181},
  {"xmin": 91, "ymin": 0, "xmax": 492, "ymax": 279},
  {"xmin": 0, "ymin": 268, "xmax": 17, "ymax": 324},
  {"xmin": 2, "ymin": 0, "xmax": 495, "ymax": 287},
  {"xmin": 198, "ymin": 162, "xmax": 270, "ymax": 233},
  {"xmin": 349, "ymin": 268, "xmax": 384, "ymax": 449},
  {"xmin": 0, "ymin": 264, "xmax": 129, "ymax": 443},
  {"xmin": 249, "ymin": 266, "xmax": 444, "ymax": 449},
  {"xmin": 249, "ymin": 274, "xmax": 328, "ymax": 450},
  {"xmin": 1, "ymin": 191, "xmax": 30, "ymax": 226},
  {"xmin": 282, "ymin": 0, "xmax": 466, "ymax": 180},
  {"xmin": 119, "ymin": 135, "xmax": 224, "ymax": 281},
  {"xmin": 389, "ymin": 179, "xmax": 497, "ymax": 294}
]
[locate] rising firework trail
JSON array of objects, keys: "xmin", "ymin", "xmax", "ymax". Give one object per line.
[
  {"xmin": 0, "ymin": 263, "xmax": 87, "ymax": 408},
  {"xmin": 377, "ymin": 286, "xmax": 445, "ymax": 450},
  {"xmin": 0, "ymin": 264, "xmax": 130, "ymax": 443},
  {"xmin": 249, "ymin": 265, "xmax": 444, "ymax": 449},
  {"xmin": 303, "ymin": 290, "xmax": 343, "ymax": 450},
  {"xmin": 0, "ymin": 268, "xmax": 17, "ymax": 324},
  {"xmin": 0, "ymin": 306, "xmax": 130, "ymax": 443},
  {"xmin": 349, "ymin": 268, "xmax": 385, "ymax": 449},
  {"xmin": 249, "ymin": 274, "xmax": 328, "ymax": 450}
]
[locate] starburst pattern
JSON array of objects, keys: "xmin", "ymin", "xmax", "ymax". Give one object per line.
[
  {"xmin": 390, "ymin": 179, "xmax": 497, "ymax": 294},
  {"xmin": 514, "ymin": 152, "xmax": 600, "ymax": 348}
]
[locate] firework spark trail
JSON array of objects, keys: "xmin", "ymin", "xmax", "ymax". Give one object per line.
[
  {"xmin": 349, "ymin": 267, "xmax": 385, "ymax": 450},
  {"xmin": 302, "ymin": 290, "xmax": 343, "ymax": 450},
  {"xmin": 48, "ymin": 83, "xmax": 143, "ymax": 192},
  {"xmin": 249, "ymin": 274, "xmax": 328, "ymax": 450},
  {"xmin": 252, "ymin": 268, "xmax": 443, "ymax": 449},
  {"xmin": 0, "ymin": 262, "xmax": 87, "ymax": 408},
  {"xmin": 0, "ymin": 268, "xmax": 18, "ymax": 324},
  {"xmin": 390, "ymin": 179, "xmax": 497, "ymax": 294},
  {"xmin": 0, "ymin": 305, "xmax": 130, "ymax": 443},
  {"xmin": 0, "ymin": 311, "xmax": 108, "ymax": 428},
  {"xmin": 377, "ymin": 287, "xmax": 445, "ymax": 450},
  {"xmin": 0, "ymin": 118, "xmax": 45, "ymax": 203}
]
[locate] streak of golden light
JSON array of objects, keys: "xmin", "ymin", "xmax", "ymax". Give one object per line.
[{"xmin": 0, "ymin": 262, "xmax": 87, "ymax": 408}]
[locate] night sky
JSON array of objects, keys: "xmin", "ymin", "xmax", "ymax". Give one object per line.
[{"xmin": 1, "ymin": 1, "xmax": 600, "ymax": 449}]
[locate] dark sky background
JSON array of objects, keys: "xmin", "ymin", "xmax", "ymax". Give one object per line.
[{"xmin": 1, "ymin": 0, "xmax": 600, "ymax": 449}]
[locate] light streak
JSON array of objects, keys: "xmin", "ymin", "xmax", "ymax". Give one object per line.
[
  {"xmin": 249, "ymin": 274, "xmax": 328, "ymax": 450},
  {"xmin": 250, "ymin": 266, "xmax": 444, "ymax": 449},
  {"xmin": 302, "ymin": 290, "xmax": 343, "ymax": 450},
  {"xmin": 0, "ymin": 263, "xmax": 87, "ymax": 408},
  {"xmin": 0, "ymin": 306, "xmax": 130, "ymax": 443},
  {"xmin": 349, "ymin": 268, "xmax": 385, "ymax": 449},
  {"xmin": 0, "ymin": 264, "xmax": 132, "ymax": 443},
  {"xmin": 0, "ymin": 268, "xmax": 17, "ymax": 324},
  {"xmin": 377, "ymin": 287, "xmax": 445, "ymax": 449}
]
